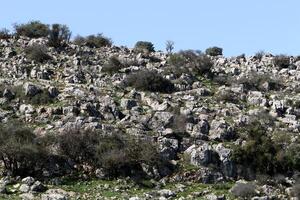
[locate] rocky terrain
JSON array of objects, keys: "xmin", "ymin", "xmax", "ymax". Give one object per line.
[{"xmin": 0, "ymin": 24, "xmax": 300, "ymax": 199}]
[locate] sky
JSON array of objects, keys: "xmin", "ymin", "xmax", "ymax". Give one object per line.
[{"xmin": 1, "ymin": 0, "xmax": 300, "ymax": 56}]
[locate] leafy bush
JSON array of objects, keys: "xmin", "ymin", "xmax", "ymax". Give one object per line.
[
  {"xmin": 0, "ymin": 121, "xmax": 48, "ymax": 176},
  {"xmin": 205, "ymin": 46, "xmax": 223, "ymax": 56},
  {"xmin": 254, "ymin": 51, "xmax": 265, "ymax": 61},
  {"xmin": 14, "ymin": 21, "xmax": 49, "ymax": 38},
  {"xmin": 123, "ymin": 70, "xmax": 175, "ymax": 93},
  {"xmin": 0, "ymin": 28, "xmax": 11, "ymax": 39},
  {"xmin": 74, "ymin": 34, "xmax": 112, "ymax": 48},
  {"xmin": 183, "ymin": 50, "xmax": 214, "ymax": 76},
  {"xmin": 134, "ymin": 41, "xmax": 155, "ymax": 53},
  {"xmin": 273, "ymin": 55, "xmax": 290, "ymax": 69},
  {"xmin": 231, "ymin": 119, "xmax": 296, "ymax": 176},
  {"xmin": 230, "ymin": 182, "xmax": 257, "ymax": 199},
  {"xmin": 48, "ymin": 24, "xmax": 71, "ymax": 48},
  {"xmin": 236, "ymin": 72, "xmax": 284, "ymax": 92},
  {"xmin": 167, "ymin": 50, "xmax": 214, "ymax": 77},
  {"xmin": 25, "ymin": 44, "xmax": 51, "ymax": 63},
  {"xmin": 10, "ymin": 85, "xmax": 55, "ymax": 105},
  {"xmin": 215, "ymin": 89, "xmax": 240, "ymax": 104},
  {"xmin": 102, "ymin": 56, "xmax": 124, "ymax": 74},
  {"xmin": 58, "ymin": 129, "xmax": 162, "ymax": 177}
]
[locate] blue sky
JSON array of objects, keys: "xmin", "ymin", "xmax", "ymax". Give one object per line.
[{"xmin": 1, "ymin": 0, "xmax": 300, "ymax": 56}]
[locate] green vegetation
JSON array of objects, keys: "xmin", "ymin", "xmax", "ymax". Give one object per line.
[
  {"xmin": 58, "ymin": 129, "xmax": 162, "ymax": 177},
  {"xmin": 0, "ymin": 121, "xmax": 48, "ymax": 176},
  {"xmin": 48, "ymin": 23, "xmax": 72, "ymax": 48},
  {"xmin": 273, "ymin": 54, "xmax": 290, "ymax": 69},
  {"xmin": 123, "ymin": 70, "xmax": 175, "ymax": 93},
  {"xmin": 0, "ymin": 28, "xmax": 11, "ymax": 39},
  {"xmin": 205, "ymin": 46, "xmax": 223, "ymax": 56},
  {"xmin": 14, "ymin": 21, "xmax": 49, "ymax": 38},
  {"xmin": 102, "ymin": 56, "xmax": 124, "ymax": 74},
  {"xmin": 167, "ymin": 50, "xmax": 214, "ymax": 78},
  {"xmin": 134, "ymin": 41, "xmax": 155, "ymax": 53},
  {"xmin": 74, "ymin": 34, "xmax": 112, "ymax": 48},
  {"xmin": 24, "ymin": 44, "xmax": 52, "ymax": 63},
  {"xmin": 232, "ymin": 119, "xmax": 300, "ymax": 176}
]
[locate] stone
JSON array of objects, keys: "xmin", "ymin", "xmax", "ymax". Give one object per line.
[
  {"xmin": 19, "ymin": 184, "xmax": 30, "ymax": 193},
  {"xmin": 30, "ymin": 181, "xmax": 46, "ymax": 192},
  {"xmin": 22, "ymin": 177, "xmax": 35, "ymax": 186},
  {"xmin": 185, "ymin": 143, "xmax": 219, "ymax": 167},
  {"xmin": 23, "ymin": 83, "xmax": 41, "ymax": 96},
  {"xmin": 120, "ymin": 99, "xmax": 137, "ymax": 110}
]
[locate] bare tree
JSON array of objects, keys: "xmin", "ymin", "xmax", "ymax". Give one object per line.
[{"xmin": 166, "ymin": 40, "xmax": 174, "ymax": 54}]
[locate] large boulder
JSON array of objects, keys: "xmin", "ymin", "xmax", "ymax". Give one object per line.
[
  {"xmin": 185, "ymin": 142, "xmax": 219, "ymax": 167},
  {"xmin": 23, "ymin": 83, "xmax": 41, "ymax": 96},
  {"xmin": 209, "ymin": 119, "xmax": 235, "ymax": 141}
]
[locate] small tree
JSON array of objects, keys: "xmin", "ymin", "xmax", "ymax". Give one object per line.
[
  {"xmin": 134, "ymin": 41, "xmax": 155, "ymax": 53},
  {"xmin": 205, "ymin": 46, "xmax": 223, "ymax": 56},
  {"xmin": 0, "ymin": 28, "xmax": 11, "ymax": 39},
  {"xmin": 166, "ymin": 40, "xmax": 174, "ymax": 54},
  {"xmin": 0, "ymin": 121, "xmax": 48, "ymax": 176},
  {"xmin": 48, "ymin": 24, "xmax": 71, "ymax": 48}
]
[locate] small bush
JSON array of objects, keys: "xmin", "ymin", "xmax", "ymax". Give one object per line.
[
  {"xmin": 254, "ymin": 51, "xmax": 265, "ymax": 61},
  {"xmin": 102, "ymin": 56, "xmax": 124, "ymax": 74},
  {"xmin": 236, "ymin": 72, "xmax": 284, "ymax": 92},
  {"xmin": 74, "ymin": 34, "xmax": 112, "ymax": 48},
  {"xmin": 0, "ymin": 28, "xmax": 11, "ymax": 39},
  {"xmin": 231, "ymin": 120, "xmax": 293, "ymax": 175},
  {"xmin": 230, "ymin": 182, "xmax": 257, "ymax": 199},
  {"xmin": 205, "ymin": 46, "xmax": 223, "ymax": 56},
  {"xmin": 123, "ymin": 70, "xmax": 175, "ymax": 93},
  {"xmin": 48, "ymin": 24, "xmax": 71, "ymax": 48},
  {"xmin": 25, "ymin": 44, "xmax": 51, "ymax": 63},
  {"xmin": 0, "ymin": 121, "xmax": 48, "ymax": 176},
  {"xmin": 58, "ymin": 129, "xmax": 162, "ymax": 177},
  {"xmin": 183, "ymin": 50, "xmax": 214, "ymax": 76},
  {"xmin": 14, "ymin": 21, "xmax": 49, "ymax": 38},
  {"xmin": 134, "ymin": 41, "xmax": 155, "ymax": 53},
  {"xmin": 11, "ymin": 85, "xmax": 55, "ymax": 105},
  {"xmin": 215, "ymin": 89, "xmax": 240, "ymax": 104},
  {"xmin": 273, "ymin": 55, "xmax": 290, "ymax": 69}
]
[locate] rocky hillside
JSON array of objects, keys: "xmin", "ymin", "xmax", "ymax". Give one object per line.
[{"xmin": 0, "ymin": 24, "xmax": 300, "ymax": 199}]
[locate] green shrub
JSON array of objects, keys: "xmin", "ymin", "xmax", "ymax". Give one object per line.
[
  {"xmin": 25, "ymin": 44, "xmax": 51, "ymax": 63},
  {"xmin": 74, "ymin": 34, "xmax": 112, "ymax": 48},
  {"xmin": 181, "ymin": 50, "xmax": 214, "ymax": 76},
  {"xmin": 273, "ymin": 55, "xmax": 290, "ymax": 69},
  {"xmin": 0, "ymin": 121, "xmax": 48, "ymax": 176},
  {"xmin": 205, "ymin": 46, "xmax": 223, "ymax": 56},
  {"xmin": 123, "ymin": 70, "xmax": 175, "ymax": 93},
  {"xmin": 11, "ymin": 85, "xmax": 55, "ymax": 105},
  {"xmin": 14, "ymin": 21, "xmax": 49, "ymax": 38},
  {"xmin": 101, "ymin": 56, "xmax": 124, "ymax": 74},
  {"xmin": 236, "ymin": 72, "xmax": 284, "ymax": 91},
  {"xmin": 134, "ymin": 41, "xmax": 155, "ymax": 53},
  {"xmin": 215, "ymin": 89, "xmax": 240, "ymax": 104},
  {"xmin": 232, "ymin": 120, "xmax": 293, "ymax": 175},
  {"xmin": 48, "ymin": 24, "xmax": 71, "ymax": 48},
  {"xmin": 0, "ymin": 28, "xmax": 11, "ymax": 39},
  {"xmin": 58, "ymin": 129, "xmax": 161, "ymax": 177}
]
